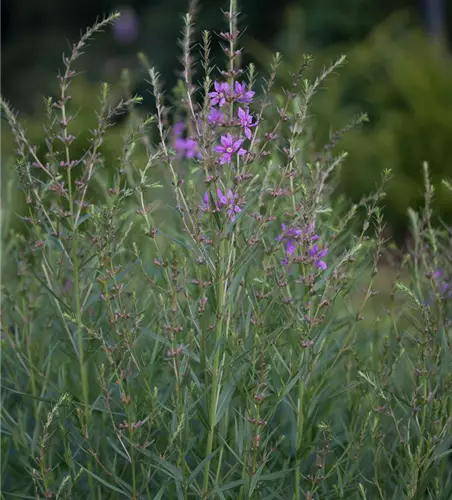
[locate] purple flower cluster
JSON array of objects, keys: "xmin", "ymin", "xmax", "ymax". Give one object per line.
[
  {"xmin": 196, "ymin": 81, "xmax": 257, "ymax": 223},
  {"xmin": 276, "ymin": 223, "xmax": 328, "ymax": 270},
  {"xmin": 173, "ymin": 121, "xmax": 201, "ymax": 159},
  {"xmin": 200, "ymin": 188, "xmax": 241, "ymax": 222},
  {"xmin": 208, "ymin": 81, "xmax": 257, "ymax": 164},
  {"xmin": 209, "ymin": 81, "xmax": 255, "ymax": 107}
]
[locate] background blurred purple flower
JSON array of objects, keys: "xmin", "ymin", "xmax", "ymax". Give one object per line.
[
  {"xmin": 112, "ymin": 6, "xmax": 139, "ymax": 44},
  {"xmin": 215, "ymin": 133, "xmax": 246, "ymax": 165},
  {"xmin": 184, "ymin": 138, "xmax": 200, "ymax": 159},
  {"xmin": 173, "ymin": 121, "xmax": 201, "ymax": 159},
  {"xmin": 173, "ymin": 121, "xmax": 185, "ymax": 138}
]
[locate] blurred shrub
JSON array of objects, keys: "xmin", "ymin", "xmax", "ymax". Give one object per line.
[
  {"xmin": 314, "ymin": 15, "xmax": 452, "ymax": 239},
  {"xmin": 251, "ymin": 9, "xmax": 452, "ymax": 240}
]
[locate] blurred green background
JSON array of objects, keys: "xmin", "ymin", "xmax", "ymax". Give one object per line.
[{"xmin": 2, "ymin": 0, "xmax": 452, "ymax": 241}]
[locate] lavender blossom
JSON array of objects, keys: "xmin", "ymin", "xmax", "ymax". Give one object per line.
[
  {"xmin": 208, "ymin": 108, "xmax": 225, "ymax": 125},
  {"xmin": 276, "ymin": 223, "xmax": 328, "ymax": 270},
  {"xmin": 217, "ymin": 188, "xmax": 241, "ymax": 222},
  {"xmin": 200, "ymin": 192, "xmax": 210, "ymax": 212},
  {"xmin": 112, "ymin": 6, "xmax": 139, "ymax": 44},
  {"xmin": 173, "ymin": 121, "xmax": 201, "ymax": 159},
  {"xmin": 309, "ymin": 244, "xmax": 328, "ymax": 270},
  {"xmin": 173, "ymin": 121, "xmax": 185, "ymax": 137},
  {"xmin": 215, "ymin": 133, "xmax": 246, "ymax": 165},
  {"xmin": 184, "ymin": 138, "xmax": 200, "ymax": 159},
  {"xmin": 209, "ymin": 82, "xmax": 230, "ymax": 107},
  {"xmin": 234, "ymin": 82, "xmax": 255, "ymax": 103},
  {"xmin": 276, "ymin": 224, "xmax": 303, "ymax": 258},
  {"xmin": 238, "ymin": 107, "xmax": 257, "ymax": 140}
]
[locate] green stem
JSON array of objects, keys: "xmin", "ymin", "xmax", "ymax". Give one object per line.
[
  {"xmin": 294, "ymin": 377, "xmax": 304, "ymax": 500},
  {"xmin": 203, "ymin": 237, "xmax": 227, "ymax": 496},
  {"xmin": 73, "ymin": 242, "xmax": 91, "ymax": 445}
]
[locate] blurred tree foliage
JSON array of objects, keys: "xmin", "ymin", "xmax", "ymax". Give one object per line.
[
  {"xmin": 0, "ymin": 0, "xmax": 290, "ymax": 112},
  {"xmin": 251, "ymin": 5, "xmax": 452, "ymax": 239},
  {"xmin": 314, "ymin": 15, "xmax": 452, "ymax": 239},
  {"xmin": 2, "ymin": 0, "xmax": 451, "ymax": 111}
]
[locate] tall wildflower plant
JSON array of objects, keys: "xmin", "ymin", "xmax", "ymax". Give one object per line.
[{"xmin": 2, "ymin": 2, "xmax": 452, "ymax": 499}]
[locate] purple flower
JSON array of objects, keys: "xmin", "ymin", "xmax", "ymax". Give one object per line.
[
  {"xmin": 217, "ymin": 188, "xmax": 241, "ymax": 222},
  {"xmin": 209, "ymin": 82, "xmax": 230, "ymax": 107},
  {"xmin": 175, "ymin": 137, "xmax": 187, "ymax": 158},
  {"xmin": 174, "ymin": 121, "xmax": 185, "ymax": 138},
  {"xmin": 175, "ymin": 137, "xmax": 201, "ymax": 159},
  {"xmin": 276, "ymin": 224, "xmax": 303, "ymax": 260},
  {"xmin": 200, "ymin": 192, "xmax": 210, "ymax": 211},
  {"xmin": 208, "ymin": 108, "xmax": 225, "ymax": 125},
  {"xmin": 276, "ymin": 223, "xmax": 327, "ymax": 270},
  {"xmin": 309, "ymin": 244, "xmax": 328, "ymax": 270},
  {"xmin": 173, "ymin": 121, "xmax": 201, "ymax": 159},
  {"xmin": 234, "ymin": 82, "xmax": 255, "ymax": 103},
  {"xmin": 184, "ymin": 138, "xmax": 200, "ymax": 159},
  {"xmin": 215, "ymin": 133, "xmax": 247, "ymax": 165},
  {"xmin": 112, "ymin": 7, "xmax": 139, "ymax": 44},
  {"xmin": 238, "ymin": 107, "xmax": 257, "ymax": 140}
]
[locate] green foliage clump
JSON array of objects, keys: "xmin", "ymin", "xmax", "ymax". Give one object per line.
[{"xmin": 314, "ymin": 16, "xmax": 452, "ymax": 238}]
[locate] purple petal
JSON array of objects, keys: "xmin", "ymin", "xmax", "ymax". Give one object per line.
[
  {"xmin": 235, "ymin": 82, "xmax": 244, "ymax": 93},
  {"xmin": 217, "ymin": 188, "xmax": 227, "ymax": 204},
  {"xmin": 286, "ymin": 239, "xmax": 296, "ymax": 256},
  {"xmin": 221, "ymin": 134, "xmax": 232, "ymax": 147},
  {"xmin": 434, "ymin": 269, "xmax": 443, "ymax": 279},
  {"xmin": 309, "ymin": 245, "xmax": 319, "ymax": 257},
  {"xmin": 232, "ymin": 139, "xmax": 243, "ymax": 150},
  {"xmin": 220, "ymin": 153, "xmax": 231, "ymax": 165},
  {"xmin": 174, "ymin": 122, "xmax": 185, "ymax": 137},
  {"xmin": 316, "ymin": 260, "xmax": 327, "ymax": 271}
]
